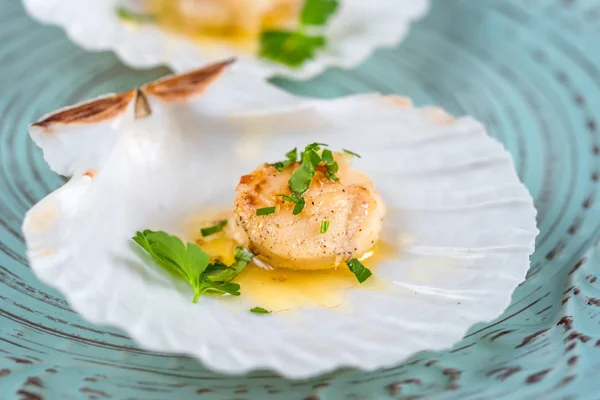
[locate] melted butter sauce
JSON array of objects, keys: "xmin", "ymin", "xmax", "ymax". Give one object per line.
[
  {"xmin": 191, "ymin": 212, "xmax": 398, "ymax": 312},
  {"xmin": 140, "ymin": 0, "xmax": 298, "ymax": 54},
  {"xmin": 234, "ymin": 241, "xmax": 397, "ymax": 312}
]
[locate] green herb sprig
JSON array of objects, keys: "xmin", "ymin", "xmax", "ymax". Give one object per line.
[
  {"xmin": 133, "ymin": 230, "xmax": 253, "ymax": 302},
  {"xmin": 259, "ymin": 0, "xmax": 339, "ymax": 67}
]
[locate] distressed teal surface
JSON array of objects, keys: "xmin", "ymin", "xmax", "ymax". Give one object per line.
[{"xmin": 1, "ymin": 0, "xmax": 600, "ymax": 399}]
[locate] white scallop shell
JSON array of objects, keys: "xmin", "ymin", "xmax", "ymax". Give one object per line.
[
  {"xmin": 22, "ymin": 0, "xmax": 430, "ymax": 79},
  {"xmin": 23, "ymin": 62, "xmax": 538, "ymax": 379}
]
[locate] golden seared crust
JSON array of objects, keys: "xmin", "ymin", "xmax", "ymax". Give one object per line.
[{"xmin": 233, "ymin": 154, "xmax": 385, "ymax": 270}]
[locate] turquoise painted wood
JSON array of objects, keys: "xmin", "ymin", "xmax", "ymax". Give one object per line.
[{"xmin": 1, "ymin": 0, "xmax": 600, "ymax": 398}]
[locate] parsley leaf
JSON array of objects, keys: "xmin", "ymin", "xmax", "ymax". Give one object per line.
[
  {"xmin": 343, "ymin": 149, "xmax": 361, "ymax": 158},
  {"xmin": 133, "ymin": 230, "xmax": 210, "ymax": 302},
  {"xmin": 260, "ymin": 31, "xmax": 326, "ymax": 68},
  {"xmin": 346, "ymin": 258, "xmax": 372, "ymax": 283},
  {"xmin": 234, "ymin": 246, "xmax": 255, "ymax": 263},
  {"xmin": 292, "ymin": 197, "xmax": 306, "ymax": 215},
  {"xmin": 200, "ymin": 220, "xmax": 228, "ymax": 237},
  {"xmin": 259, "ymin": 0, "xmax": 338, "ymax": 67},
  {"xmin": 206, "ymin": 246, "xmax": 254, "ymax": 283},
  {"xmin": 289, "ymin": 145, "xmax": 322, "ymax": 197},
  {"xmin": 257, "ymin": 206, "xmax": 276, "ymax": 216},
  {"xmin": 250, "ymin": 307, "xmax": 271, "ymax": 314},
  {"xmin": 116, "ymin": 6, "xmax": 154, "ymax": 22},
  {"xmin": 204, "ymin": 259, "xmax": 229, "ymax": 275},
  {"xmin": 199, "ymin": 281, "xmax": 241, "ymax": 297},
  {"xmin": 321, "ymin": 149, "xmax": 339, "ymax": 181},
  {"xmin": 301, "ymin": 0, "xmax": 339, "ymax": 26},
  {"xmin": 320, "ymin": 220, "xmax": 330, "ymax": 233},
  {"xmin": 270, "ymin": 147, "xmax": 298, "ymax": 172}
]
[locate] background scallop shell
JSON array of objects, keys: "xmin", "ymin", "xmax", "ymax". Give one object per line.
[
  {"xmin": 22, "ymin": 62, "xmax": 537, "ymax": 378},
  {"xmin": 21, "ymin": 0, "xmax": 430, "ymax": 79}
]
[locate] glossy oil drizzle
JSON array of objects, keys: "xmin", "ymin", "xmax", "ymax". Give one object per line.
[{"xmin": 192, "ymin": 212, "xmax": 397, "ymax": 312}]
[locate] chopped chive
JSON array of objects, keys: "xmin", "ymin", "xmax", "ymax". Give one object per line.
[
  {"xmin": 256, "ymin": 207, "xmax": 276, "ymax": 216},
  {"xmin": 346, "ymin": 258, "xmax": 372, "ymax": 283},
  {"xmin": 250, "ymin": 307, "xmax": 271, "ymax": 314},
  {"xmin": 200, "ymin": 220, "xmax": 228, "ymax": 237},
  {"xmin": 342, "ymin": 149, "xmax": 361, "ymax": 158},
  {"xmin": 320, "ymin": 220, "xmax": 330, "ymax": 233}
]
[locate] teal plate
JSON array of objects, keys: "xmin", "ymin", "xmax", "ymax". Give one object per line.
[{"xmin": 1, "ymin": 0, "xmax": 600, "ymax": 398}]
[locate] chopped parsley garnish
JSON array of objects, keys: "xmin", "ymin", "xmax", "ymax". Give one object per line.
[
  {"xmin": 200, "ymin": 220, "xmax": 228, "ymax": 237},
  {"xmin": 301, "ymin": 0, "xmax": 339, "ymax": 26},
  {"xmin": 320, "ymin": 220, "xmax": 330, "ymax": 233},
  {"xmin": 288, "ymin": 142, "xmax": 325, "ymax": 197},
  {"xmin": 343, "ymin": 149, "xmax": 361, "ymax": 158},
  {"xmin": 346, "ymin": 258, "xmax": 372, "ymax": 283},
  {"xmin": 115, "ymin": 6, "xmax": 155, "ymax": 22},
  {"xmin": 133, "ymin": 230, "xmax": 253, "ymax": 302},
  {"xmin": 305, "ymin": 142, "xmax": 329, "ymax": 152},
  {"xmin": 250, "ymin": 307, "xmax": 271, "ymax": 314},
  {"xmin": 292, "ymin": 197, "xmax": 306, "ymax": 215},
  {"xmin": 321, "ymin": 149, "xmax": 339, "ymax": 181},
  {"xmin": 259, "ymin": 0, "xmax": 339, "ymax": 67},
  {"xmin": 278, "ymin": 193, "xmax": 305, "ymax": 214},
  {"xmin": 270, "ymin": 148, "xmax": 298, "ymax": 172},
  {"xmin": 269, "ymin": 142, "xmax": 353, "ymax": 216},
  {"xmin": 260, "ymin": 31, "xmax": 326, "ymax": 68},
  {"xmin": 257, "ymin": 206, "xmax": 276, "ymax": 216}
]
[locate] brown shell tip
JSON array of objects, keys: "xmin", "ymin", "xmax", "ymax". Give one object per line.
[
  {"xmin": 134, "ymin": 89, "xmax": 151, "ymax": 119},
  {"xmin": 143, "ymin": 59, "xmax": 235, "ymax": 102},
  {"xmin": 32, "ymin": 90, "xmax": 136, "ymax": 129},
  {"xmin": 83, "ymin": 170, "xmax": 96, "ymax": 179}
]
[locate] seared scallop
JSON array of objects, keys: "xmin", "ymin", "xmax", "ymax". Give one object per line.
[
  {"xmin": 233, "ymin": 152, "xmax": 385, "ymax": 270},
  {"xmin": 158, "ymin": 0, "xmax": 302, "ymax": 36}
]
